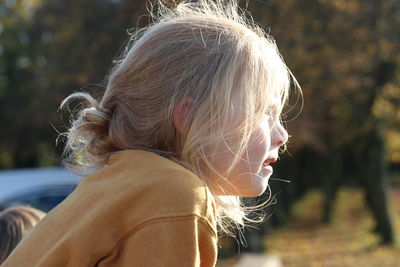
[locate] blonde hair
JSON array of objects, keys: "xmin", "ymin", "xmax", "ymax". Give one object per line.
[
  {"xmin": 0, "ymin": 205, "xmax": 46, "ymax": 264},
  {"xmin": 58, "ymin": 0, "xmax": 298, "ymax": 236}
]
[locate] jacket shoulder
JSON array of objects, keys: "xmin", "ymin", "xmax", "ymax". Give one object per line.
[{"xmin": 89, "ymin": 150, "xmax": 217, "ymax": 230}]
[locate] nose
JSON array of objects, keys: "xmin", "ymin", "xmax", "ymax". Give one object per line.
[{"xmin": 271, "ymin": 121, "xmax": 288, "ymax": 149}]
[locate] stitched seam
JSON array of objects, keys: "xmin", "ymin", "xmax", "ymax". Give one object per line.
[{"xmin": 101, "ymin": 214, "xmax": 217, "ymax": 262}]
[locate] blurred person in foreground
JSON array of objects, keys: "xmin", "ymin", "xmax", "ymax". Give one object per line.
[{"xmin": 0, "ymin": 205, "xmax": 46, "ymax": 264}]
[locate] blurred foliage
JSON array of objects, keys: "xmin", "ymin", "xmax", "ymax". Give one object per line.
[
  {"xmin": 239, "ymin": 0, "xmax": 399, "ymax": 244},
  {"xmin": 245, "ymin": 0, "xmax": 400, "ymax": 159},
  {"xmin": 0, "ymin": 0, "xmax": 147, "ymax": 168}
]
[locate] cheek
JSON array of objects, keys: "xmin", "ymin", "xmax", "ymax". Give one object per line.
[
  {"xmin": 211, "ymin": 127, "xmax": 271, "ymax": 176},
  {"xmin": 247, "ymin": 127, "xmax": 271, "ymax": 158},
  {"xmin": 203, "ymin": 123, "xmax": 273, "ymax": 196},
  {"xmin": 211, "ymin": 138, "xmax": 241, "ymax": 172}
]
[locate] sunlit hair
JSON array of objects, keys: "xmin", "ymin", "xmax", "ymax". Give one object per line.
[
  {"xmin": 58, "ymin": 0, "xmax": 299, "ymax": 236},
  {"xmin": 0, "ymin": 205, "xmax": 46, "ymax": 264}
]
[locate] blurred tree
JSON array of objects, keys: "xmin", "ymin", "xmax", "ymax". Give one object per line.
[
  {"xmin": 0, "ymin": 0, "xmax": 147, "ymax": 168},
  {"xmin": 243, "ymin": 0, "xmax": 399, "ymax": 245},
  {"xmin": 0, "ymin": 0, "xmax": 41, "ymax": 168}
]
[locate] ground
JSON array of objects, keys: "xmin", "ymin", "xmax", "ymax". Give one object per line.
[{"xmin": 217, "ymin": 182, "xmax": 400, "ymax": 267}]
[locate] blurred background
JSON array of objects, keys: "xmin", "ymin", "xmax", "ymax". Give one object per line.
[{"xmin": 0, "ymin": 0, "xmax": 399, "ymax": 266}]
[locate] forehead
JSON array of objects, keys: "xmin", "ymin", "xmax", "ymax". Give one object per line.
[
  {"xmin": 242, "ymin": 45, "xmax": 289, "ymax": 112},
  {"xmin": 268, "ymin": 96, "xmax": 288, "ymax": 123},
  {"xmin": 266, "ymin": 96, "xmax": 283, "ymax": 111}
]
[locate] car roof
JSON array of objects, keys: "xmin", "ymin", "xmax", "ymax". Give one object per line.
[{"xmin": 0, "ymin": 167, "xmax": 82, "ymax": 202}]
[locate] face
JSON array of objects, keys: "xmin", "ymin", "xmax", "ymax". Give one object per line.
[{"xmin": 205, "ymin": 114, "xmax": 288, "ymax": 197}]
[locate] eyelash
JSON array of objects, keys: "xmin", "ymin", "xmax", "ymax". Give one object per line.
[{"xmin": 265, "ymin": 111, "xmax": 280, "ymax": 121}]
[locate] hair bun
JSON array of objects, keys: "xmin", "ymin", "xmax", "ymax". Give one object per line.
[
  {"xmin": 81, "ymin": 106, "xmax": 110, "ymax": 134},
  {"xmin": 59, "ymin": 92, "xmax": 115, "ymax": 170},
  {"xmin": 76, "ymin": 106, "xmax": 112, "ymax": 153}
]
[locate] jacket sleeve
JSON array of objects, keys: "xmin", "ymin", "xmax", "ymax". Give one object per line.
[{"xmin": 97, "ymin": 215, "xmax": 217, "ymax": 267}]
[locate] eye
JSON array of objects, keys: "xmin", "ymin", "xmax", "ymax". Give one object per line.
[
  {"xmin": 266, "ymin": 114, "xmax": 284, "ymax": 132},
  {"xmin": 265, "ymin": 109, "xmax": 280, "ymax": 121},
  {"xmin": 266, "ymin": 102, "xmax": 283, "ymax": 117}
]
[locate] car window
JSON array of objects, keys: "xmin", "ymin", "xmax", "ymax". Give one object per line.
[{"xmin": 2, "ymin": 184, "xmax": 77, "ymax": 212}]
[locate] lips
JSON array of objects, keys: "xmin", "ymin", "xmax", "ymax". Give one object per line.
[{"xmin": 263, "ymin": 158, "xmax": 277, "ymax": 166}]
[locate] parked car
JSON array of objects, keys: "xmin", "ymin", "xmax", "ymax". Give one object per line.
[{"xmin": 0, "ymin": 167, "xmax": 82, "ymax": 212}]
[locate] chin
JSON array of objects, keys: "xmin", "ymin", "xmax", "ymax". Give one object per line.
[
  {"xmin": 239, "ymin": 180, "xmax": 269, "ymax": 197},
  {"xmin": 240, "ymin": 188, "xmax": 267, "ymax": 197}
]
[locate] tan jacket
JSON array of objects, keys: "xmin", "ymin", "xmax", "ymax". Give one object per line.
[{"xmin": 2, "ymin": 150, "xmax": 218, "ymax": 266}]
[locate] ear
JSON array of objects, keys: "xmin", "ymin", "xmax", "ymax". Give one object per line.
[{"xmin": 173, "ymin": 98, "xmax": 196, "ymax": 136}]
